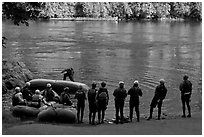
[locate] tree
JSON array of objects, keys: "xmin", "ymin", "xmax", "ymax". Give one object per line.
[
  {"xmin": 2, "ymin": 2, "xmax": 43, "ymax": 26},
  {"xmin": 2, "ymin": 2, "xmax": 43, "ymax": 48}
]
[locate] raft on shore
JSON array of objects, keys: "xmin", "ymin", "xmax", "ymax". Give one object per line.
[
  {"xmin": 38, "ymin": 107, "xmax": 76, "ymax": 123},
  {"xmin": 12, "ymin": 104, "xmax": 77, "ymax": 123},
  {"xmin": 12, "ymin": 105, "xmax": 40, "ymax": 118},
  {"xmin": 29, "ymin": 79, "xmax": 89, "ymax": 95}
]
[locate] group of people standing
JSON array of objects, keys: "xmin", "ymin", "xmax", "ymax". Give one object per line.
[
  {"xmin": 75, "ymin": 75, "xmax": 193, "ymax": 125},
  {"xmin": 12, "ymin": 74, "xmax": 193, "ymax": 125}
]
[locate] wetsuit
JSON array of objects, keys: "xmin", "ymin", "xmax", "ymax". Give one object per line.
[
  {"xmin": 31, "ymin": 94, "xmax": 43, "ymax": 108},
  {"xmin": 12, "ymin": 92, "xmax": 26, "ymax": 106},
  {"xmin": 179, "ymin": 79, "xmax": 192, "ymax": 117},
  {"xmin": 42, "ymin": 88, "xmax": 58, "ymax": 102},
  {"xmin": 149, "ymin": 84, "xmax": 167, "ymax": 120},
  {"xmin": 75, "ymin": 89, "xmax": 86, "ymax": 123},
  {"xmin": 113, "ymin": 87, "xmax": 127, "ymax": 124},
  {"xmin": 128, "ymin": 86, "xmax": 143, "ymax": 122},
  {"xmin": 61, "ymin": 68, "xmax": 74, "ymax": 81},
  {"xmin": 60, "ymin": 92, "xmax": 72, "ymax": 106},
  {"xmin": 22, "ymin": 86, "xmax": 33, "ymax": 101},
  {"xmin": 88, "ymin": 88, "xmax": 97, "ymax": 124},
  {"xmin": 96, "ymin": 87, "xmax": 109, "ymax": 124}
]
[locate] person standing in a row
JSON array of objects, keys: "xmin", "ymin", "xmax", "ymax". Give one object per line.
[
  {"xmin": 128, "ymin": 80, "xmax": 143, "ymax": 122},
  {"xmin": 113, "ymin": 81, "xmax": 127, "ymax": 124},
  {"xmin": 75, "ymin": 85, "xmax": 86, "ymax": 123},
  {"xmin": 147, "ymin": 79, "xmax": 167, "ymax": 120},
  {"xmin": 179, "ymin": 75, "xmax": 192, "ymax": 118},
  {"xmin": 96, "ymin": 81, "xmax": 109, "ymax": 124},
  {"xmin": 88, "ymin": 81, "xmax": 98, "ymax": 125}
]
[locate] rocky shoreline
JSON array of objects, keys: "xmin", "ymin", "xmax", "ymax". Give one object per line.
[{"xmin": 2, "ymin": 59, "xmax": 33, "ymax": 94}]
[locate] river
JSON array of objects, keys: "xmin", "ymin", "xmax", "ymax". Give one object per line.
[{"xmin": 2, "ymin": 20, "xmax": 202, "ymax": 119}]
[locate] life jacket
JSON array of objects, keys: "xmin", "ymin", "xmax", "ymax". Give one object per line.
[{"xmin": 98, "ymin": 90, "xmax": 107, "ymax": 101}]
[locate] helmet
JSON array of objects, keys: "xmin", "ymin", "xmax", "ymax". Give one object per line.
[
  {"xmin": 119, "ymin": 81, "xmax": 124, "ymax": 85},
  {"xmin": 159, "ymin": 79, "xmax": 165, "ymax": 84},
  {"xmin": 25, "ymin": 82, "xmax": 31, "ymax": 86},
  {"xmin": 46, "ymin": 83, "xmax": 51, "ymax": 88},
  {"xmin": 134, "ymin": 80, "xmax": 139, "ymax": 86},
  {"xmin": 35, "ymin": 89, "xmax": 40, "ymax": 94},
  {"xmin": 134, "ymin": 80, "xmax": 139, "ymax": 84},
  {"xmin": 64, "ymin": 87, "xmax": 69, "ymax": 91},
  {"xmin": 15, "ymin": 87, "xmax": 21, "ymax": 92},
  {"xmin": 101, "ymin": 81, "xmax": 106, "ymax": 87},
  {"xmin": 183, "ymin": 75, "xmax": 188, "ymax": 80}
]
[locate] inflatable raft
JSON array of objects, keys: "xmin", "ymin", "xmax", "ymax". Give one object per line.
[
  {"xmin": 29, "ymin": 79, "xmax": 89, "ymax": 95},
  {"xmin": 12, "ymin": 105, "xmax": 40, "ymax": 118},
  {"xmin": 38, "ymin": 106, "xmax": 76, "ymax": 123}
]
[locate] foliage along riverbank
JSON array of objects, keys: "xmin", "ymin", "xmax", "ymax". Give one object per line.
[
  {"xmin": 2, "ymin": 2, "xmax": 202, "ymax": 24},
  {"xmin": 39, "ymin": 2, "xmax": 202, "ymax": 21}
]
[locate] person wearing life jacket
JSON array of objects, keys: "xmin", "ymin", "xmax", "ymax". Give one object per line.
[
  {"xmin": 60, "ymin": 87, "xmax": 72, "ymax": 106},
  {"xmin": 88, "ymin": 81, "xmax": 98, "ymax": 125},
  {"xmin": 113, "ymin": 81, "xmax": 127, "ymax": 124},
  {"xmin": 61, "ymin": 67, "xmax": 74, "ymax": 81},
  {"xmin": 22, "ymin": 82, "xmax": 33, "ymax": 101},
  {"xmin": 12, "ymin": 87, "xmax": 27, "ymax": 106},
  {"xmin": 74, "ymin": 85, "xmax": 86, "ymax": 123},
  {"xmin": 41, "ymin": 83, "xmax": 60, "ymax": 103},
  {"xmin": 179, "ymin": 75, "xmax": 192, "ymax": 118},
  {"xmin": 31, "ymin": 89, "xmax": 43, "ymax": 108},
  {"xmin": 128, "ymin": 80, "xmax": 143, "ymax": 122},
  {"xmin": 96, "ymin": 81, "xmax": 109, "ymax": 124},
  {"xmin": 147, "ymin": 79, "xmax": 167, "ymax": 120}
]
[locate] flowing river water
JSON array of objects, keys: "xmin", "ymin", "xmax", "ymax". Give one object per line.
[{"xmin": 2, "ymin": 20, "xmax": 202, "ymax": 120}]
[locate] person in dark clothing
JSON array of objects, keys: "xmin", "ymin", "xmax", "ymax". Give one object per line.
[
  {"xmin": 147, "ymin": 79, "xmax": 167, "ymax": 120},
  {"xmin": 74, "ymin": 85, "xmax": 86, "ymax": 123},
  {"xmin": 96, "ymin": 81, "xmax": 109, "ymax": 124},
  {"xmin": 60, "ymin": 87, "xmax": 72, "ymax": 106},
  {"xmin": 128, "ymin": 80, "xmax": 143, "ymax": 122},
  {"xmin": 113, "ymin": 81, "xmax": 127, "ymax": 124},
  {"xmin": 61, "ymin": 68, "xmax": 74, "ymax": 81},
  {"xmin": 179, "ymin": 75, "xmax": 192, "ymax": 118},
  {"xmin": 12, "ymin": 87, "xmax": 27, "ymax": 106},
  {"xmin": 42, "ymin": 83, "xmax": 59, "ymax": 103},
  {"xmin": 22, "ymin": 82, "xmax": 33, "ymax": 101},
  {"xmin": 88, "ymin": 81, "xmax": 98, "ymax": 125}
]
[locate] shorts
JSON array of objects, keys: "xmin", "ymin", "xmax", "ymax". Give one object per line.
[
  {"xmin": 181, "ymin": 94, "xmax": 191, "ymax": 102},
  {"xmin": 89, "ymin": 103, "xmax": 97, "ymax": 112},
  {"xmin": 150, "ymin": 97, "xmax": 162, "ymax": 108},
  {"xmin": 97, "ymin": 100, "xmax": 107, "ymax": 111}
]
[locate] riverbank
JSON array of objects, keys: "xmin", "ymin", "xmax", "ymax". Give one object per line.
[
  {"xmin": 2, "ymin": 59, "xmax": 33, "ymax": 94},
  {"xmin": 49, "ymin": 17, "xmax": 119, "ymax": 21},
  {"xmin": 3, "ymin": 110, "xmax": 202, "ymax": 135}
]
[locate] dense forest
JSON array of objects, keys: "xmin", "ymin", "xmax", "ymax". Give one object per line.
[
  {"xmin": 2, "ymin": 2, "xmax": 202, "ymax": 23},
  {"xmin": 39, "ymin": 2, "xmax": 202, "ymax": 21}
]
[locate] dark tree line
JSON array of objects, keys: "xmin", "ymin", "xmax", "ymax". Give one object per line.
[
  {"xmin": 38, "ymin": 2, "xmax": 202, "ymax": 21},
  {"xmin": 2, "ymin": 2, "xmax": 202, "ymax": 23}
]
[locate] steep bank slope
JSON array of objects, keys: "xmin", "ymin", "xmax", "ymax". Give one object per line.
[{"xmin": 2, "ymin": 59, "xmax": 33, "ymax": 94}]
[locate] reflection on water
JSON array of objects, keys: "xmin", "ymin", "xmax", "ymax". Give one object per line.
[{"xmin": 2, "ymin": 20, "xmax": 202, "ymax": 117}]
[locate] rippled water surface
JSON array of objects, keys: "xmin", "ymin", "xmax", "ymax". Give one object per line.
[{"xmin": 2, "ymin": 20, "xmax": 202, "ymax": 118}]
